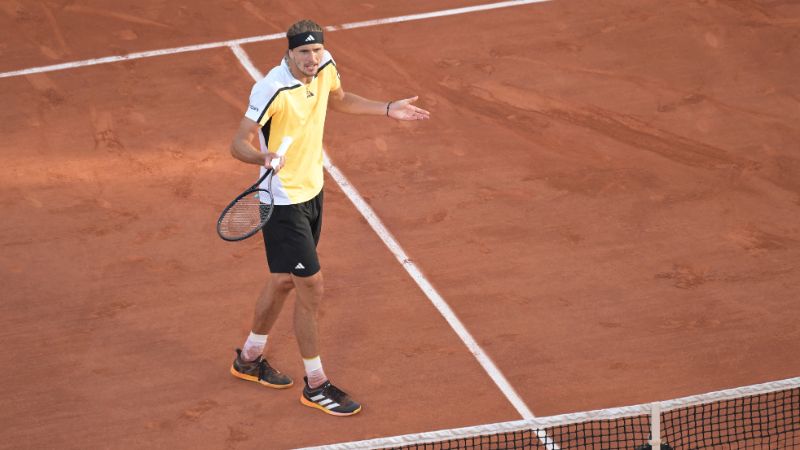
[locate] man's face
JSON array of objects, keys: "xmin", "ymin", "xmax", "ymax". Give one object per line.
[{"xmin": 288, "ymin": 43, "xmax": 324, "ymax": 78}]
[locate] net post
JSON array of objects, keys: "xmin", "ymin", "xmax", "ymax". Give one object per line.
[{"xmin": 649, "ymin": 402, "xmax": 661, "ymax": 448}]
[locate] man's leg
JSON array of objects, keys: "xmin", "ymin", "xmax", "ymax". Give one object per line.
[
  {"xmin": 252, "ymin": 273, "xmax": 295, "ymax": 335},
  {"xmin": 292, "ymin": 271, "xmax": 324, "ymax": 360},
  {"xmin": 230, "ymin": 272, "xmax": 295, "ymax": 389},
  {"xmin": 294, "ymin": 271, "xmax": 362, "ymax": 416},
  {"xmin": 239, "ymin": 272, "xmax": 294, "ymax": 361}
]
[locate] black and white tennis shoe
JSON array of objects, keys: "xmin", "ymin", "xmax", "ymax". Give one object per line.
[{"xmin": 300, "ymin": 377, "xmax": 361, "ymax": 416}]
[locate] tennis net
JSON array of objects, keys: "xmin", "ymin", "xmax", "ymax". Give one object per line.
[{"xmin": 299, "ymin": 377, "xmax": 799, "ymax": 450}]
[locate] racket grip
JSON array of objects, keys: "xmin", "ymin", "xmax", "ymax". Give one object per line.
[
  {"xmin": 276, "ymin": 136, "xmax": 293, "ymax": 156},
  {"xmin": 269, "ymin": 136, "xmax": 294, "ymax": 170},
  {"xmin": 269, "ymin": 157, "xmax": 281, "ymax": 170}
]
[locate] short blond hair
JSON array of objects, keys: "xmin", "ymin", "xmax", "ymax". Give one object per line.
[{"xmin": 287, "ymin": 19, "xmax": 323, "ymax": 37}]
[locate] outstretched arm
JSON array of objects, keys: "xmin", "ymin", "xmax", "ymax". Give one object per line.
[{"xmin": 328, "ymin": 88, "xmax": 430, "ymax": 121}]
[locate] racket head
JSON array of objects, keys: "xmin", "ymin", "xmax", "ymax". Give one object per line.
[{"xmin": 216, "ymin": 187, "xmax": 275, "ymax": 241}]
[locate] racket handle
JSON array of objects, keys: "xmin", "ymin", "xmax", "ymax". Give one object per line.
[{"xmin": 269, "ymin": 136, "xmax": 294, "ymax": 170}]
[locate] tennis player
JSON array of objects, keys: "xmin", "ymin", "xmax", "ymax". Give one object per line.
[{"xmin": 228, "ymin": 19, "xmax": 430, "ymax": 416}]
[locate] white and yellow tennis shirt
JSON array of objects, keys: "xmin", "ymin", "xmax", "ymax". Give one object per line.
[{"xmin": 244, "ymin": 50, "xmax": 341, "ymax": 205}]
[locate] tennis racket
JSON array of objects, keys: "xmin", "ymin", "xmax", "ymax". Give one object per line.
[{"xmin": 216, "ymin": 136, "xmax": 294, "ymax": 242}]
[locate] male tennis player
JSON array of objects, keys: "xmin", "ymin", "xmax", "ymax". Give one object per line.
[{"xmin": 228, "ymin": 19, "xmax": 430, "ymax": 416}]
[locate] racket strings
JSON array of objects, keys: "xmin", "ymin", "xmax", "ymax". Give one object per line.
[
  {"xmin": 220, "ymin": 195, "xmax": 259, "ymax": 228},
  {"xmin": 219, "ymin": 193, "xmax": 274, "ymax": 239},
  {"xmin": 218, "ymin": 171, "xmax": 276, "ymax": 241}
]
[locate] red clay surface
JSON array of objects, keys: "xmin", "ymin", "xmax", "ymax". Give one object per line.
[{"xmin": 2, "ymin": 1, "xmax": 799, "ymax": 449}]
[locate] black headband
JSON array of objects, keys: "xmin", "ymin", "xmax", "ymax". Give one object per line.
[{"xmin": 288, "ymin": 31, "xmax": 324, "ymax": 49}]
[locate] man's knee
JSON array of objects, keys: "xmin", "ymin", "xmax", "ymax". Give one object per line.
[
  {"xmin": 293, "ymin": 272, "xmax": 324, "ymax": 302},
  {"xmin": 270, "ymin": 273, "xmax": 295, "ymax": 293}
]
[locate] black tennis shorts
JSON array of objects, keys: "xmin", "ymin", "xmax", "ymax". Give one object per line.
[{"xmin": 261, "ymin": 190, "xmax": 323, "ymax": 277}]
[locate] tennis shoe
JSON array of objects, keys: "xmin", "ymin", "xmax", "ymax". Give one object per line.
[
  {"xmin": 230, "ymin": 349, "xmax": 293, "ymax": 389},
  {"xmin": 300, "ymin": 377, "xmax": 361, "ymax": 416}
]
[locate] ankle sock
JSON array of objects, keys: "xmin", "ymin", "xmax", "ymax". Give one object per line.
[
  {"xmin": 241, "ymin": 332, "xmax": 268, "ymax": 361},
  {"xmin": 303, "ymin": 356, "xmax": 327, "ymax": 389}
]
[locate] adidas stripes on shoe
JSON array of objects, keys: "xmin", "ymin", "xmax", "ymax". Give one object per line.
[{"xmin": 300, "ymin": 376, "xmax": 361, "ymax": 416}]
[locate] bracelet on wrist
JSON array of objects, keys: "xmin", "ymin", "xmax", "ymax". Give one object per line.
[{"xmin": 386, "ymin": 101, "xmax": 393, "ymax": 117}]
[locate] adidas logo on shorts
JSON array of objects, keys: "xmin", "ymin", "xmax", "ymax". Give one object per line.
[{"xmin": 295, "ymin": 263, "xmax": 305, "ymax": 270}]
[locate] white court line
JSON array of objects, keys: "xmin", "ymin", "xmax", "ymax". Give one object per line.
[
  {"xmin": 229, "ymin": 37, "xmax": 537, "ymax": 425},
  {"xmin": 0, "ymin": 34, "xmax": 278, "ymax": 79},
  {"xmin": 9, "ymin": 0, "xmax": 554, "ymax": 441},
  {"xmin": 229, "ymin": 44, "xmax": 263, "ymax": 80},
  {"xmin": 321, "ymin": 156, "xmax": 537, "ymax": 421},
  {"xmin": 0, "ymin": 0, "xmax": 550, "ymax": 79}
]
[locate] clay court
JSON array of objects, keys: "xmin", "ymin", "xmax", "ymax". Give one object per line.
[{"xmin": 2, "ymin": 0, "xmax": 799, "ymax": 448}]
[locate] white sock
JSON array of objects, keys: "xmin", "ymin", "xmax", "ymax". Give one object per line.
[
  {"xmin": 241, "ymin": 332, "xmax": 268, "ymax": 361},
  {"xmin": 303, "ymin": 356, "xmax": 327, "ymax": 389}
]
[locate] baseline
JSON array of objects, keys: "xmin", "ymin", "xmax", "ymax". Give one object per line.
[{"xmin": 0, "ymin": 0, "xmax": 551, "ymax": 79}]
